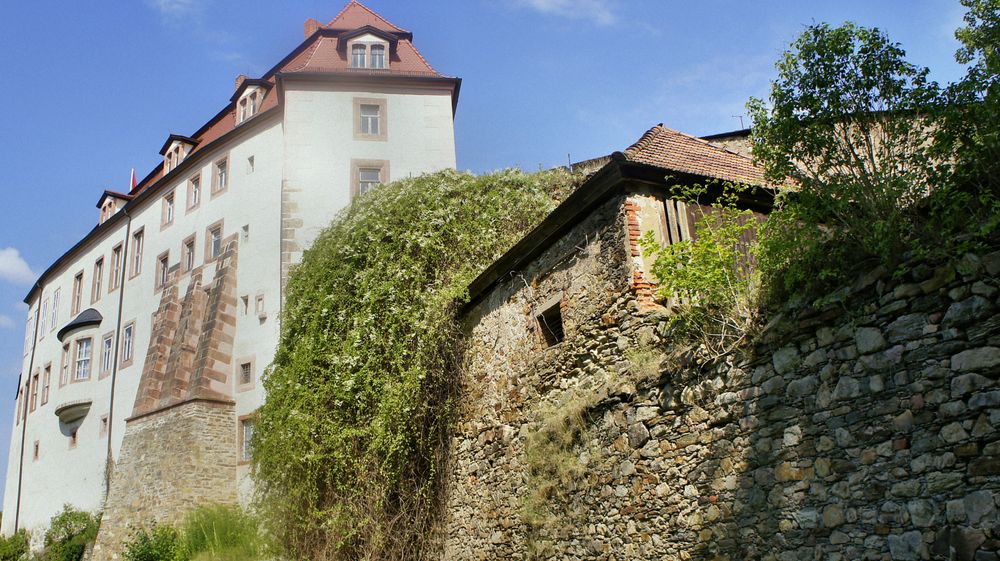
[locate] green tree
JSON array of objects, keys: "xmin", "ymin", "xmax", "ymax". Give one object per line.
[{"xmin": 747, "ymin": 22, "xmax": 943, "ymax": 299}]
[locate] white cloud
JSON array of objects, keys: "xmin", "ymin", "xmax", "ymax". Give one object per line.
[
  {"xmin": 513, "ymin": 0, "xmax": 618, "ymax": 26},
  {"xmin": 146, "ymin": 0, "xmax": 201, "ymax": 20},
  {"xmin": 0, "ymin": 315, "xmax": 14, "ymax": 330},
  {"xmin": 0, "ymin": 248, "xmax": 35, "ymax": 286}
]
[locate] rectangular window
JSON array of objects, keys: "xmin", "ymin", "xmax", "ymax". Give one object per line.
[
  {"xmin": 537, "ymin": 302, "xmax": 565, "ymax": 346},
  {"xmin": 240, "ymin": 362, "xmax": 252, "ymax": 386},
  {"xmin": 360, "ymin": 104, "xmax": 380, "ymax": 136},
  {"xmin": 40, "ymin": 299, "xmax": 48, "ymax": 336},
  {"xmin": 354, "ymin": 98, "xmax": 387, "ymax": 140},
  {"xmin": 131, "ymin": 229, "xmax": 144, "ymax": 277},
  {"xmin": 206, "ymin": 223, "xmax": 223, "ymax": 260},
  {"xmin": 110, "ymin": 244, "xmax": 123, "ymax": 291},
  {"xmin": 351, "ymin": 44, "xmax": 366, "ymax": 68},
  {"xmin": 121, "ymin": 322, "xmax": 135, "ymax": 366},
  {"xmin": 239, "ymin": 417, "xmax": 255, "ymax": 463},
  {"xmin": 33, "ymin": 441, "xmax": 39, "ymax": 461},
  {"xmin": 51, "ymin": 288, "xmax": 60, "ymax": 332},
  {"xmin": 255, "ymin": 294, "xmax": 266, "ymax": 318},
  {"xmin": 41, "ymin": 365, "xmax": 51, "ymax": 405},
  {"xmin": 182, "ymin": 235, "xmax": 196, "ymax": 272},
  {"xmin": 212, "ymin": 158, "xmax": 229, "ymax": 195},
  {"xmin": 370, "ymin": 44, "xmax": 386, "ymax": 69},
  {"xmin": 74, "ymin": 338, "xmax": 92, "ymax": 381},
  {"xmin": 359, "ymin": 168, "xmax": 381, "ymax": 195},
  {"xmin": 163, "ymin": 192, "xmax": 175, "ymax": 227},
  {"xmin": 30, "ymin": 372, "xmax": 39, "ymax": 412},
  {"xmin": 92, "ymin": 257, "xmax": 104, "ymax": 303},
  {"xmin": 188, "ymin": 175, "xmax": 201, "ymax": 210},
  {"xmin": 71, "ymin": 272, "xmax": 84, "ymax": 315},
  {"xmin": 23, "ymin": 315, "xmax": 33, "ymax": 355},
  {"xmin": 246, "ymin": 155, "xmax": 254, "ymax": 174},
  {"xmin": 101, "ymin": 333, "xmax": 114, "ymax": 376},
  {"xmin": 60, "ymin": 344, "xmax": 70, "ymax": 386},
  {"xmin": 239, "ymin": 97, "xmax": 248, "ymax": 123},
  {"xmin": 156, "ymin": 252, "xmax": 170, "ymax": 289}
]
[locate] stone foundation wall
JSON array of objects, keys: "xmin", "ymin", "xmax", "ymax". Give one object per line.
[
  {"xmin": 90, "ymin": 400, "xmax": 238, "ymax": 561},
  {"xmin": 444, "ymin": 187, "xmax": 1000, "ymax": 560}
]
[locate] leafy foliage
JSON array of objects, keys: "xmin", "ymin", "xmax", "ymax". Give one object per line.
[
  {"xmin": 252, "ymin": 168, "xmax": 576, "ymax": 560},
  {"xmin": 41, "ymin": 506, "xmax": 99, "ymax": 561},
  {"xmin": 0, "ymin": 530, "xmax": 30, "ymax": 561},
  {"xmin": 747, "ymin": 22, "xmax": 942, "ymax": 299},
  {"xmin": 122, "ymin": 525, "xmax": 184, "ymax": 561},
  {"xmin": 640, "ymin": 182, "xmax": 762, "ymax": 358},
  {"xmin": 748, "ymin": 14, "xmax": 1000, "ymax": 302}
]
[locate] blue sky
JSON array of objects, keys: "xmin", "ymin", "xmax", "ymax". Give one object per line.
[{"xmin": 0, "ymin": 0, "xmax": 970, "ymax": 503}]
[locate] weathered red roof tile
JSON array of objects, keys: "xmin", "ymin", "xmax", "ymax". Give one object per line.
[
  {"xmin": 623, "ymin": 124, "xmax": 767, "ymax": 186},
  {"xmin": 327, "ymin": 0, "xmax": 407, "ymax": 33}
]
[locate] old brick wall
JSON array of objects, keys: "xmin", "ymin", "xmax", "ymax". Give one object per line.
[{"xmin": 444, "ymin": 189, "xmax": 1000, "ymax": 560}]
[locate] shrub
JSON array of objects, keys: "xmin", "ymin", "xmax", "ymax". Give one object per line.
[
  {"xmin": 41, "ymin": 505, "xmax": 99, "ymax": 561},
  {"xmin": 122, "ymin": 525, "xmax": 183, "ymax": 561},
  {"xmin": 0, "ymin": 530, "xmax": 30, "ymax": 561},
  {"xmin": 252, "ymin": 168, "xmax": 576, "ymax": 560},
  {"xmin": 640, "ymin": 182, "xmax": 762, "ymax": 357}
]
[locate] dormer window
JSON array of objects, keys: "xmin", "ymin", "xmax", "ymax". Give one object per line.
[
  {"xmin": 352, "ymin": 45, "xmax": 367, "ymax": 68},
  {"xmin": 160, "ymin": 136, "xmax": 198, "ymax": 174},
  {"xmin": 370, "ymin": 45, "xmax": 386, "ymax": 69},
  {"xmin": 237, "ymin": 88, "xmax": 262, "ymax": 124},
  {"xmin": 347, "ymin": 34, "xmax": 390, "ymax": 70}
]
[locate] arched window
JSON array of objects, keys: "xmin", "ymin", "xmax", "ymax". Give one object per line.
[
  {"xmin": 351, "ymin": 44, "xmax": 367, "ymax": 68},
  {"xmin": 369, "ymin": 44, "xmax": 386, "ymax": 69}
]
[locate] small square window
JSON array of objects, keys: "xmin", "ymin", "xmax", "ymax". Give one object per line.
[
  {"xmin": 537, "ymin": 302, "xmax": 564, "ymax": 347},
  {"xmin": 240, "ymin": 362, "xmax": 252, "ymax": 385}
]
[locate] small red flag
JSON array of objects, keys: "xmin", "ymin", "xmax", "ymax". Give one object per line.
[{"xmin": 130, "ymin": 168, "xmax": 137, "ymax": 191}]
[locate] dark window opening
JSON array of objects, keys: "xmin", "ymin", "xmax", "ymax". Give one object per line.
[{"xmin": 537, "ymin": 303, "xmax": 564, "ymax": 346}]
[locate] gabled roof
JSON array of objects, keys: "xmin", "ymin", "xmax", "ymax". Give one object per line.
[
  {"xmin": 622, "ymin": 124, "xmax": 766, "ymax": 186},
  {"xmin": 229, "ymin": 78, "xmax": 272, "ymax": 102},
  {"xmin": 95, "ymin": 189, "xmax": 134, "ymax": 209},
  {"xmin": 327, "ymin": 0, "xmax": 408, "ymax": 34},
  {"xmin": 158, "ymin": 134, "xmax": 199, "ymax": 156}
]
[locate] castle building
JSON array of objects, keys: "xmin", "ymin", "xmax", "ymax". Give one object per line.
[{"xmin": 3, "ymin": 1, "xmax": 459, "ymax": 550}]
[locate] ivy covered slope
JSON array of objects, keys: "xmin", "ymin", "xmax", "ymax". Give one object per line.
[{"xmin": 252, "ymin": 168, "xmax": 578, "ymax": 560}]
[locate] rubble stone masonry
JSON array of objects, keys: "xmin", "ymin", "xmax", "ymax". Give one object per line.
[{"xmin": 444, "ymin": 191, "xmax": 1000, "ymax": 560}]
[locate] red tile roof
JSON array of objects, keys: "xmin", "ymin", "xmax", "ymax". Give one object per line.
[
  {"xmin": 128, "ymin": 1, "xmax": 446, "ymax": 197},
  {"xmin": 622, "ymin": 124, "xmax": 767, "ymax": 186},
  {"xmin": 327, "ymin": 0, "xmax": 407, "ymax": 33}
]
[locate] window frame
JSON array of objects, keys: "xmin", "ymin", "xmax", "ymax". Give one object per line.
[
  {"xmin": 60, "ymin": 343, "xmax": 70, "ymax": 387},
  {"xmin": 187, "ymin": 173, "xmax": 202, "ymax": 211},
  {"xmin": 350, "ymin": 159, "xmax": 389, "ymax": 199},
  {"xmin": 71, "ymin": 271, "xmax": 84, "ymax": 316},
  {"xmin": 369, "ymin": 44, "xmax": 386, "ymax": 69},
  {"xmin": 100, "ymin": 331, "xmax": 114, "ymax": 379},
  {"xmin": 91, "ymin": 257, "xmax": 104, "ymax": 304},
  {"xmin": 182, "ymin": 234, "xmax": 197, "ymax": 273},
  {"xmin": 155, "ymin": 251, "xmax": 170, "ymax": 290},
  {"xmin": 130, "ymin": 228, "xmax": 144, "ymax": 279},
  {"xmin": 238, "ymin": 414, "xmax": 257, "ymax": 464},
  {"xmin": 41, "ymin": 363, "xmax": 51, "ymax": 406},
  {"xmin": 110, "ymin": 243, "xmax": 123, "ymax": 292},
  {"xmin": 29, "ymin": 370, "xmax": 39, "ymax": 412},
  {"xmin": 211, "ymin": 156, "xmax": 230, "ymax": 197},
  {"xmin": 351, "ymin": 44, "xmax": 367, "ymax": 68},
  {"xmin": 162, "ymin": 190, "xmax": 176, "ymax": 228},
  {"xmin": 205, "ymin": 220, "xmax": 225, "ymax": 262},
  {"xmin": 120, "ymin": 320, "xmax": 136, "ymax": 368},
  {"xmin": 51, "ymin": 288, "xmax": 60, "ymax": 332},
  {"xmin": 72, "ymin": 337, "xmax": 93, "ymax": 382},
  {"xmin": 236, "ymin": 354, "xmax": 256, "ymax": 393},
  {"xmin": 353, "ymin": 97, "xmax": 387, "ymax": 141}
]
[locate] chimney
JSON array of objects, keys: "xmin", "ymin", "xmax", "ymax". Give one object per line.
[
  {"xmin": 304, "ymin": 18, "xmax": 322, "ymax": 38},
  {"xmin": 235, "ymin": 74, "xmax": 248, "ymax": 91}
]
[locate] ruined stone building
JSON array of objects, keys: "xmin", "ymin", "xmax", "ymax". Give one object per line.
[
  {"xmin": 444, "ymin": 125, "xmax": 1000, "ymax": 559},
  {"xmin": 4, "ymin": 2, "xmax": 459, "ymax": 551}
]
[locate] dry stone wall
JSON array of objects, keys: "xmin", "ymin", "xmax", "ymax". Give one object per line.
[{"xmin": 444, "ymin": 189, "xmax": 1000, "ymax": 560}]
